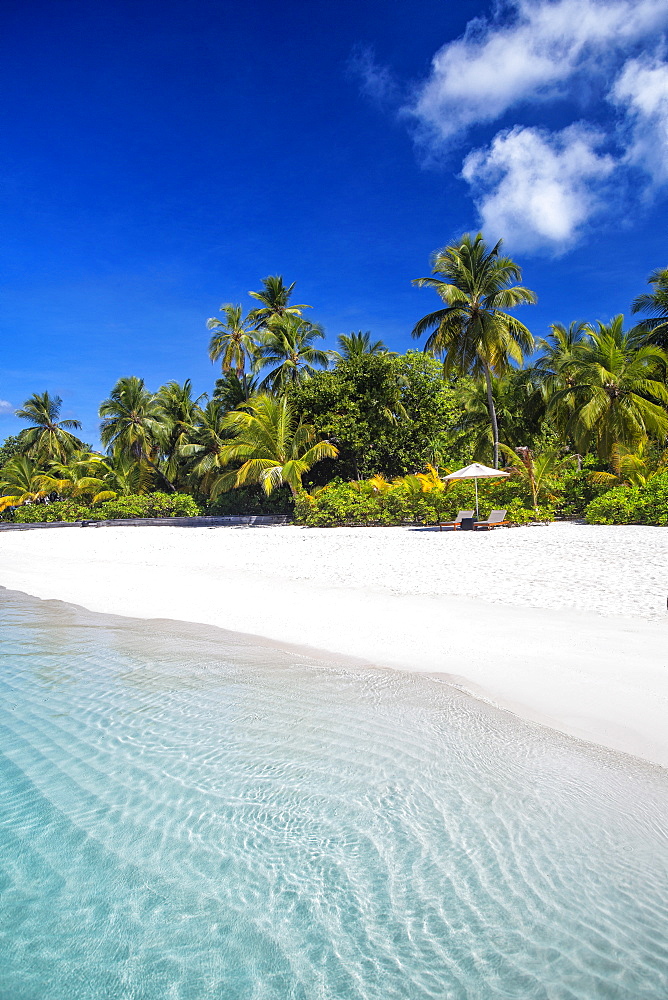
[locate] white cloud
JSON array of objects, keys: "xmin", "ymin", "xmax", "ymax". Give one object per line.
[
  {"xmin": 612, "ymin": 58, "xmax": 668, "ymax": 184},
  {"xmin": 0, "ymin": 400, "xmax": 13, "ymax": 415},
  {"xmin": 461, "ymin": 125, "xmax": 615, "ymax": 251},
  {"xmin": 348, "ymin": 1, "xmax": 668, "ymax": 251},
  {"xmin": 347, "ymin": 45, "xmax": 400, "ymax": 108},
  {"xmin": 407, "ymin": 0, "xmax": 668, "ymax": 145}
]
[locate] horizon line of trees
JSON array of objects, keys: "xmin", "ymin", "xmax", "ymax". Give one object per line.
[{"xmin": 2, "ymin": 236, "xmax": 668, "ymax": 516}]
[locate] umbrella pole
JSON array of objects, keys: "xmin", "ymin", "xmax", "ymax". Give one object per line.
[{"xmin": 475, "ymin": 478, "xmax": 479, "ymax": 518}]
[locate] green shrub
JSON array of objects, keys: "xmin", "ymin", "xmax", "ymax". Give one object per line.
[
  {"xmin": 12, "ymin": 493, "xmax": 201, "ymax": 523},
  {"xmin": 13, "ymin": 500, "xmax": 92, "ymax": 523},
  {"xmin": 585, "ymin": 471, "xmax": 668, "ymax": 525},
  {"xmin": 556, "ymin": 464, "xmax": 609, "ymax": 518},
  {"xmin": 294, "ymin": 478, "xmax": 551, "ymax": 528},
  {"xmin": 206, "ymin": 485, "xmax": 293, "ymax": 516},
  {"xmin": 90, "ymin": 493, "xmax": 201, "ymax": 520}
]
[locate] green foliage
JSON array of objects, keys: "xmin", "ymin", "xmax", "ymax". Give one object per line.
[
  {"xmin": 333, "ymin": 331, "xmax": 394, "ymax": 360},
  {"xmin": 12, "ymin": 492, "xmax": 201, "ymax": 523},
  {"xmin": 445, "ymin": 477, "xmax": 555, "ymax": 521},
  {"xmin": 631, "ymin": 265, "xmax": 668, "ymax": 348},
  {"xmin": 155, "ymin": 380, "xmax": 205, "ymax": 490},
  {"xmin": 451, "ymin": 373, "xmax": 547, "ymax": 464},
  {"xmin": 99, "ymin": 376, "xmax": 180, "ymax": 494},
  {"xmin": 548, "ymin": 316, "xmax": 668, "ymax": 461},
  {"xmin": 585, "ymin": 471, "xmax": 668, "ymax": 525},
  {"xmin": 207, "ymin": 304, "xmax": 258, "ymax": 376},
  {"xmin": 556, "ymin": 464, "xmax": 609, "ymax": 518},
  {"xmin": 13, "ymin": 500, "xmax": 91, "ymax": 523},
  {"xmin": 291, "ymin": 351, "xmax": 466, "ymax": 481},
  {"xmin": 247, "ymin": 275, "xmax": 309, "ymax": 327},
  {"xmin": 213, "ymin": 372, "xmax": 259, "ymax": 410},
  {"xmin": 295, "ymin": 474, "xmax": 551, "ymax": 528},
  {"xmin": 0, "ymin": 435, "xmax": 23, "ymax": 468},
  {"xmin": 15, "ymin": 391, "xmax": 83, "ymax": 462},
  {"xmin": 256, "ymin": 315, "xmax": 330, "ymax": 391},
  {"xmin": 93, "ymin": 493, "xmax": 201, "ymax": 519},
  {"xmin": 206, "ymin": 485, "xmax": 293, "ymax": 516},
  {"xmin": 0, "ymin": 455, "xmax": 63, "ymax": 510},
  {"xmin": 502, "ymin": 446, "xmax": 575, "ymax": 510},
  {"xmin": 412, "ymin": 232, "xmax": 536, "ymax": 468},
  {"xmin": 214, "ymin": 393, "xmax": 338, "ymax": 497}
]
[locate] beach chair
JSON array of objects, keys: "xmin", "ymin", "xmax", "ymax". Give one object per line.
[
  {"xmin": 438, "ymin": 510, "xmax": 475, "ymax": 532},
  {"xmin": 474, "ymin": 509, "xmax": 510, "ymax": 530}
]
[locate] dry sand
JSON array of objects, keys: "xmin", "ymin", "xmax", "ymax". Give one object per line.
[{"xmin": 0, "ymin": 521, "xmax": 666, "ymax": 767}]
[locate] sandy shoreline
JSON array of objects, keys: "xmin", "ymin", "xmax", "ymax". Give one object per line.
[{"xmin": 0, "ymin": 521, "xmax": 666, "ymax": 767}]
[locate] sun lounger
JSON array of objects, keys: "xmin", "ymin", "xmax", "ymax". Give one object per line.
[
  {"xmin": 438, "ymin": 510, "xmax": 475, "ymax": 531},
  {"xmin": 474, "ymin": 509, "xmax": 510, "ymax": 530}
]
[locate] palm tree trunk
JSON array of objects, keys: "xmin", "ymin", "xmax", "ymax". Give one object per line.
[
  {"xmin": 482, "ymin": 362, "xmax": 500, "ymax": 468},
  {"xmin": 141, "ymin": 451, "xmax": 176, "ymax": 493}
]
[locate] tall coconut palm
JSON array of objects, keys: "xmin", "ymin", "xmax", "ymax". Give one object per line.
[
  {"xmin": 155, "ymin": 380, "xmax": 205, "ymax": 488},
  {"xmin": 207, "ymin": 304, "xmax": 258, "ymax": 378},
  {"xmin": 334, "ymin": 331, "xmax": 395, "ymax": 360},
  {"xmin": 247, "ymin": 275, "xmax": 310, "ymax": 329},
  {"xmin": 99, "ymin": 376, "xmax": 175, "ymax": 492},
  {"xmin": 412, "ymin": 233, "xmax": 536, "ymax": 467},
  {"xmin": 214, "ymin": 394, "xmax": 338, "ymax": 497},
  {"xmin": 256, "ymin": 315, "xmax": 331, "ymax": 391},
  {"xmin": 179, "ymin": 398, "xmax": 230, "ymax": 499},
  {"xmin": 631, "ymin": 266, "xmax": 668, "ymax": 348},
  {"xmin": 15, "ymin": 391, "xmax": 82, "ymax": 462},
  {"xmin": 533, "ymin": 321, "xmax": 591, "ymax": 389},
  {"xmin": 528, "ymin": 321, "xmax": 591, "ymax": 443},
  {"xmin": 550, "ymin": 315, "xmax": 668, "ymax": 461},
  {"xmin": 447, "ymin": 374, "xmax": 540, "ymax": 462}
]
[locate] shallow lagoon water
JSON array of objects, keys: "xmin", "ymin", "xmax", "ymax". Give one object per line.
[{"xmin": 0, "ymin": 589, "xmax": 667, "ymax": 1000}]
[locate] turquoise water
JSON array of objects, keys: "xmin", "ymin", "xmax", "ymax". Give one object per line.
[{"xmin": 1, "ymin": 591, "xmax": 667, "ymax": 1000}]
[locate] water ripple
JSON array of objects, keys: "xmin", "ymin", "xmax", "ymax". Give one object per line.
[{"xmin": 0, "ymin": 589, "xmax": 667, "ymax": 1000}]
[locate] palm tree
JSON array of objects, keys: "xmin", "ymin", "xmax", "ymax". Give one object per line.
[
  {"xmin": 529, "ymin": 321, "xmax": 591, "ymax": 443},
  {"xmin": 631, "ymin": 266, "xmax": 668, "ymax": 348},
  {"xmin": 45, "ymin": 451, "xmax": 117, "ymax": 504},
  {"xmin": 99, "ymin": 376, "xmax": 175, "ymax": 492},
  {"xmin": 207, "ymin": 304, "xmax": 258, "ymax": 378},
  {"xmin": 550, "ymin": 315, "xmax": 668, "ymax": 461},
  {"xmin": 213, "ymin": 371, "xmax": 261, "ymax": 411},
  {"xmin": 102, "ymin": 454, "xmax": 153, "ymax": 496},
  {"xmin": 180, "ymin": 398, "xmax": 230, "ymax": 499},
  {"xmin": 533, "ymin": 321, "xmax": 590, "ymax": 388},
  {"xmin": 588, "ymin": 439, "xmax": 668, "ymax": 489},
  {"xmin": 0, "ymin": 456, "xmax": 61, "ymax": 512},
  {"xmin": 447, "ymin": 374, "xmax": 541, "ymax": 463},
  {"xmin": 155, "ymin": 380, "xmax": 205, "ymax": 488},
  {"xmin": 256, "ymin": 315, "xmax": 331, "ymax": 391},
  {"xmin": 247, "ymin": 275, "xmax": 310, "ymax": 328},
  {"xmin": 334, "ymin": 331, "xmax": 395, "ymax": 360},
  {"xmin": 15, "ymin": 391, "xmax": 82, "ymax": 462},
  {"xmin": 412, "ymin": 232, "xmax": 536, "ymax": 467},
  {"xmin": 501, "ymin": 445, "xmax": 573, "ymax": 510},
  {"xmin": 214, "ymin": 394, "xmax": 338, "ymax": 497}
]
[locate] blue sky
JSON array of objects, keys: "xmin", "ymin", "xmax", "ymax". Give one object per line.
[{"xmin": 2, "ymin": 0, "xmax": 668, "ymax": 446}]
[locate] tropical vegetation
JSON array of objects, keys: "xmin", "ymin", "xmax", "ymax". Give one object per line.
[{"xmin": 2, "ymin": 239, "xmax": 668, "ymax": 527}]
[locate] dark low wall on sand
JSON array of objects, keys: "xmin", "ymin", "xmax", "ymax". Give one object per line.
[{"xmin": 0, "ymin": 515, "xmax": 290, "ymax": 532}]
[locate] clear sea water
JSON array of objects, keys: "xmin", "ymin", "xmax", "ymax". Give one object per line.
[{"xmin": 1, "ymin": 589, "xmax": 667, "ymax": 1000}]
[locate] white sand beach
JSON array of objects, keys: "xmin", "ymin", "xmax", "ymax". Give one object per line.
[{"xmin": 0, "ymin": 521, "xmax": 666, "ymax": 767}]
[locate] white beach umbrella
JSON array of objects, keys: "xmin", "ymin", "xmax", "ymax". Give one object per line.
[{"xmin": 443, "ymin": 462, "xmax": 510, "ymax": 517}]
